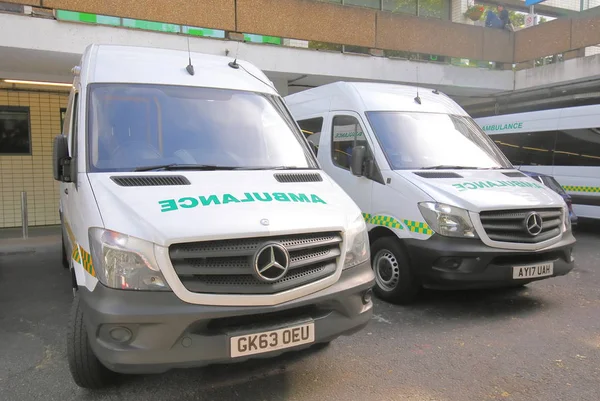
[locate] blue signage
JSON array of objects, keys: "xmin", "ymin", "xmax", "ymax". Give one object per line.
[{"xmin": 525, "ymin": 0, "xmax": 546, "ymax": 5}]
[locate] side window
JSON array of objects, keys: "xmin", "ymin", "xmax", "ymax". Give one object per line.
[
  {"xmin": 553, "ymin": 129, "xmax": 600, "ymax": 167},
  {"xmin": 70, "ymin": 93, "xmax": 79, "ymax": 159},
  {"xmin": 492, "ymin": 131, "xmax": 556, "ymax": 166},
  {"xmin": 331, "ymin": 115, "xmax": 369, "ymax": 170},
  {"xmin": 297, "ymin": 117, "xmax": 323, "ymax": 156}
]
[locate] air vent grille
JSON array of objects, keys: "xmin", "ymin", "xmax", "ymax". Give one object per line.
[
  {"xmin": 413, "ymin": 172, "xmax": 463, "ymax": 179},
  {"xmin": 110, "ymin": 175, "xmax": 191, "ymax": 187},
  {"xmin": 503, "ymin": 171, "xmax": 526, "ymax": 178},
  {"xmin": 274, "ymin": 173, "xmax": 323, "ymax": 183}
]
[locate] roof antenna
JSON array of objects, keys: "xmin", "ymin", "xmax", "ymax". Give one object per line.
[
  {"xmin": 228, "ymin": 41, "xmax": 241, "ymax": 69},
  {"xmin": 414, "ymin": 65, "xmax": 422, "ymax": 105},
  {"xmin": 185, "ymin": 36, "xmax": 195, "ymax": 76}
]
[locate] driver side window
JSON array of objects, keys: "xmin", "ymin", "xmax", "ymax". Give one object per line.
[{"xmin": 331, "ymin": 115, "xmax": 371, "ymax": 170}]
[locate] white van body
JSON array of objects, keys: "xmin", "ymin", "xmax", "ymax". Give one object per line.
[
  {"xmin": 475, "ymin": 105, "xmax": 600, "ymax": 220},
  {"xmin": 54, "ymin": 45, "xmax": 374, "ymax": 388},
  {"xmin": 285, "ymin": 82, "xmax": 576, "ymax": 304}
]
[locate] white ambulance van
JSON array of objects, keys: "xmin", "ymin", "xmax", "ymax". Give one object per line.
[
  {"xmin": 54, "ymin": 45, "xmax": 374, "ymax": 389},
  {"xmin": 285, "ymin": 82, "xmax": 576, "ymax": 304}
]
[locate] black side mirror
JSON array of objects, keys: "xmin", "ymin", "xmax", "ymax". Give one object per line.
[
  {"xmin": 53, "ymin": 135, "xmax": 72, "ymax": 183},
  {"xmin": 350, "ymin": 145, "xmax": 366, "ymax": 176}
]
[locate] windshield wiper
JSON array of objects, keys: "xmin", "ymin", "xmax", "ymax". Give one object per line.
[
  {"xmin": 134, "ymin": 164, "xmax": 305, "ymax": 172},
  {"xmin": 134, "ymin": 164, "xmax": 240, "ymax": 172},
  {"xmin": 420, "ymin": 165, "xmax": 501, "ymax": 170}
]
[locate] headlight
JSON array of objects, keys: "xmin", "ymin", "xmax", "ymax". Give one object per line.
[
  {"xmin": 418, "ymin": 202, "xmax": 478, "ymax": 238},
  {"xmin": 343, "ymin": 214, "xmax": 370, "ymax": 269},
  {"xmin": 89, "ymin": 228, "xmax": 170, "ymax": 291}
]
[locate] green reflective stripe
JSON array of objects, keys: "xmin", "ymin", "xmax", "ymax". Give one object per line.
[
  {"xmin": 71, "ymin": 244, "xmax": 81, "ymax": 264},
  {"xmin": 122, "ymin": 18, "xmax": 180, "ymax": 33},
  {"xmin": 403, "ymin": 220, "xmax": 434, "ymax": 235},
  {"xmin": 562, "ymin": 185, "xmax": 600, "ymax": 193},
  {"xmin": 363, "ymin": 213, "xmax": 433, "ymax": 235},
  {"xmin": 55, "ymin": 10, "xmax": 120, "ymax": 26},
  {"xmin": 363, "ymin": 213, "xmax": 404, "ymax": 229},
  {"xmin": 243, "ymin": 33, "xmax": 282, "ymax": 45},
  {"xmin": 182, "ymin": 26, "xmax": 225, "ymax": 38}
]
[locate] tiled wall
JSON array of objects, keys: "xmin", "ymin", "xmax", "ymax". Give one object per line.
[{"xmin": 0, "ymin": 86, "xmax": 69, "ymax": 228}]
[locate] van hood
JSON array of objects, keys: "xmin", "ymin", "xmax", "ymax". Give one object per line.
[
  {"xmin": 395, "ymin": 169, "xmax": 566, "ymax": 212},
  {"xmin": 87, "ymin": 171, "xmax": 360, "ymax": 246}
]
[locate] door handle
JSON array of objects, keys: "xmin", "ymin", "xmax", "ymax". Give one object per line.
[{"xmin": 64, "ymin": 188, "xmax": 68, "ymax": 195}]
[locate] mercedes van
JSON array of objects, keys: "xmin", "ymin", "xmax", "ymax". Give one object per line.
[
  {"xmin": 54, "ymin": 45, "xmax": 374, "ymax": 389},
  {"xmin": 285, "ymin": 82, "xmax": 576, "ymax": 304}
]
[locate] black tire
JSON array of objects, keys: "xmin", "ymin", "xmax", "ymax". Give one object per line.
[
  {"xmin": 67, "ymin": 294, "xmax": 116, "ymax": 389},
  {"xmin": 62, "ymin": 235, "xmax": 69, "ymax": 269},
  {"xmin": 370, "ymin": 237, "xmax": 421, "ymax": 305}
]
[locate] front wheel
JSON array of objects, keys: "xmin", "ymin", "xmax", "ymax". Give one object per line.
[
  {"xmin": 371, "ymin": 237, "xmax": 421, "ymax": 305},
  {"xmin": 67, "ymin": 294, "xmax": 117, "ymax": 389}
]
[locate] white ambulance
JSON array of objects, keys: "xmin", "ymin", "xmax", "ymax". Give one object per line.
[
  {"xmin": 285, "ymin": 82, "xmax": 576, "ymax": 304},
  {"xmin": 54, "ymin": 45, "xmax": 374, "ymax": 389}
]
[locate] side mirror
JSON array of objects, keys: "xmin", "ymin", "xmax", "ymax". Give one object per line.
[
  {"xmin": 53, "ymin": 135, "xmax": 72, "ymax": 182},
  {"xmin": 350, "ymin": 145, "xmax": 366, "ymax": 177}
]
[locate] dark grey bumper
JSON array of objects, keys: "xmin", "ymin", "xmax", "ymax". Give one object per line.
[
  {"xmin": 80, "ymin": 262, "xmax": 375, "ymax": 374},
  {"xmin": 404, "ymin": 232, "xmax": 576, "ymax": 290}
]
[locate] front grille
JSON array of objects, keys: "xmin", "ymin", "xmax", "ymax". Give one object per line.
[
  {"xmin": 169, "ymin": 232, "xmax": 342, "ymax": 294},
  {"xmin": 479, "ymin": 208, "xmax": 563, "ymax": 244}
]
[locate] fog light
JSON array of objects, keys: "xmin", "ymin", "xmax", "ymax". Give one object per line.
[
  {"xmin": 434, "ymin": 257, "xmax": 463, "ymax": 270},
  {"xmin": 362, "ymin": 289, "xmax": 373, "ymax": 304},
  {"xmin": 109, "ymin": 327, "xmax": 133, "ymax": 343}
]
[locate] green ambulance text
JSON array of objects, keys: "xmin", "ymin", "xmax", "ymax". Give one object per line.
[
  {"xmin": 159, "ymin": 192, "xmax": 327, "ymax": 212},
  {"xmin": 482, "ymin": 122, "xmax": 523, "ymax": 132},
  {"xmin": 453, "ymin": 180, "xmax": 543, "ymax": 192}
]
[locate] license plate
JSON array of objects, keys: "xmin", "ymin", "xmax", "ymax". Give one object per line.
[
  {"xmin": 230, "ymin": 322, "xmax": 315, "ymax": 358},
  {"xmin": 512, "ymin": 262, "xmax": 554, "ymax": 279}
]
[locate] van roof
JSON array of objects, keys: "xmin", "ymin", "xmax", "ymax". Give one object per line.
[
  {"xmin": 79, "ymin": 44, "xmax": 278, "ymax": 95},
  {"xmin": 285, "ymin": 81, "xmax": 468, "ymax": 117}
]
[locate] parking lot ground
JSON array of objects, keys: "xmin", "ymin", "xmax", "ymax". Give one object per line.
[{"xmin": 1, "ymin": 223, "xmax": 599, "ymax": 401}]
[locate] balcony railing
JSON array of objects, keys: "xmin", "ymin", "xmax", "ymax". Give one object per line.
[{"xmin": 0, "ymin": 0, "xmax": 599, "ymax": 71}]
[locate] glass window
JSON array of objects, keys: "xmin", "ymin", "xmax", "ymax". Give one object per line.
[
  {"xmin": 540, "ymin": 176, "xmax": 567, "ymax": 195},
  {"xmin": 553, "ymin": 129, "xmax": 600, "ymax": 167},
  {"xmin": 418, "ymin": 0, "xmax": 449, "ymax": 19},
  {"xmin": 60, "ymin": 107, "xmax": 67, "ymax": 132},
  {"xmin": 87, "ymin": 84, "xmax": 316, "ymax": 172},
  {"xmin": 331, "ymin": 115, "xmax": 370, "ymax": 170},
  {"xmin": 492, "ymin": 132, "xmax": 556, "ymax": 166},
  {"xmin": 344, "ymin": 0, "xmax": 381, "ymax": 8},
  {"xmin": 298, "ymin": 117, "xmax": 324, "ymax": 156},
  {"xmin": 366, "ymin": 111, "xmax": 510, "ymax": 170},
  {"xmin": 383, "ymin": 0, "xmax": 417, "ymax": 14},
  {"xmin": 0, "ymin": 106, "xmax": 31, "ymax": 155}
]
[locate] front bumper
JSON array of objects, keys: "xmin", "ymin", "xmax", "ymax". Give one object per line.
[
  {"xmin": 80, "ymin": 262, "xmax": 374, "ymax": 374},
  {"xmin": 404, "ymin": 231, "xmax": 576, "ymax": 290}
]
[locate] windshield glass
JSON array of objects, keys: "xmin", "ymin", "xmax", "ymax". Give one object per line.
[
  {"xmin": 365, "ymin": 111, "xmax": 512, "ymax": 170},
  {"xmin": 87, "ymin": 84, "xmax": 316, "ymax": 172}
]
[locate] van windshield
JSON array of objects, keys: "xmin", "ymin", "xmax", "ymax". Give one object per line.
[
  {"xmin": 365, "ymin": 111, "xmax": 511, "ymax": 170},
  {"xmin": 87, "ymin": 84, "xmax": 316, "ymax": 172}
]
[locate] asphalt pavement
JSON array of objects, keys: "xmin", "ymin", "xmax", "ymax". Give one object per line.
[{"xmin": 1, "ymin": 223, "xmax": 599, "ymax": 401}]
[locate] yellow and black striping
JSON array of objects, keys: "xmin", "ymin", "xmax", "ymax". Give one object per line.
[{"xmin": 362, "ymin": 213, "xmax": 433, "ymax": 235}]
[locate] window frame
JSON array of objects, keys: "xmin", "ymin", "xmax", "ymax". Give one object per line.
[
  {"xmin": 297, "ymin": 116, "xmax": 324, "ymax": 156},
  {"xmin": 0, "ymin": 105, "xmax": 32, "ymax": 156},
  {"xmin": 85, "ymin": 83, "xmax": 319, "ymax": 173},
  {"xmin": 330, "ymin": 113, "xmax": 372, "ymax": 171}
]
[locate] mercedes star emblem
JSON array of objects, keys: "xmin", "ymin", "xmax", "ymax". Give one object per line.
[
  {"xmin": 252, "ymin": 243, "xmax": 290, "ymax": 283},
  {"xmin": 525, "ymin": 212, "xmax": 543, "ymax": 236},
  {"xmin": 260, "ymin": 218, "xmax": 270, "ymax": 226}
]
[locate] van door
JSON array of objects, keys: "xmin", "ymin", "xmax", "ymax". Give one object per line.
[
  {"xmin": 61, "ymin": 90, "xmax": 81, "ymax": 266},
  {"xmin": 319, "ymin": 112, "xmax": 379, "ymax": 214}
]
